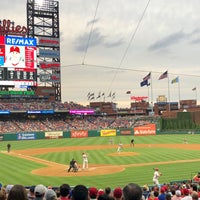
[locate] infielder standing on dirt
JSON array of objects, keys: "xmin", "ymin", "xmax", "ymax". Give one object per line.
[
  {"xmin": 82, "ymin": 152, "xmax": 88, "ymax": 169},
  {"xmin": 117, "ymin": 141, "xmax": 123, "ymax": 153}
]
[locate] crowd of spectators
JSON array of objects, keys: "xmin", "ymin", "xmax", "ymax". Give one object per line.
[
  {"xmin": 0, "ymin": 101, "xmax": 88, "ymax": 111},
  {"xmin": 0, "ymin": 98, "xmax": 160, "ymax": 134},
  {"xmin": 1, "ymin": 180, "xmax": 200, "ymax": 200},
  {"xmin": 0, "ymin": 116, "xmax": 156, "ymax": 134}
]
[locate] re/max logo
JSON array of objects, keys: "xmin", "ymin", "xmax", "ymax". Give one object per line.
[{"xmin": 6, "ymin": 36, "xmax": 36, "ymax": 46}]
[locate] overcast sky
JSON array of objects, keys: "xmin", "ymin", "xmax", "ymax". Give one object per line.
[{"xmin": 1, "ymin": 0, "xmax": 200, "ymax": 108}]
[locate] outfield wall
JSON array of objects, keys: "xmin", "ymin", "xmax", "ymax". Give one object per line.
[
  {"xmin": 2, "ymin": 123, "xmax": 200, "ymax": 141},
  {"xmin": 0, "ymin": 123, "xmax": 155, "ymax": 141}
]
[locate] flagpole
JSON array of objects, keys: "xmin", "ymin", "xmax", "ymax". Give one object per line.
[
  {"xmin": 150, "ymin": 74, "xmax": 153, "ymax": 112},
  {"xmin": 195, "ymin": 88, "xmax": 197, "ymax": 102},
  {"xmin": 102, "ymin": 92, "xmax": 105, "ymax": 102},
  {"xmin": 168, "ymin": 73, "xmax": 171, "ymax": 112},
  {"xmin": 196, "ymin": 88, "xmax": 198, "ymax": 102},
  {"xmin": 178, "ymin": 79, "xmax": 180, "ymax": 108},
  {"xmin": 192, "ymin": 87, "xmax": 197, "ymax": 102}
]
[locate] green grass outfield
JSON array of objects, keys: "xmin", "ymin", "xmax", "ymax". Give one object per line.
[{"xmin": 0, "ymin": 134, "xmax": 200, "ymax": 188}]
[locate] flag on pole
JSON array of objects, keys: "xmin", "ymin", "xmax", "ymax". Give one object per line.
[
  {"xmin": 90, "ymin": 96, "xmax": 95, "ymax": 100},
  {"xmin": 112, "ymin": 92, "xmax": 116, "ymax": 99},
  {"xmin": 96, "ymin": 92, "xmax": 101, "ymax": 99},
  {"xmin": 158, "ymin": 70, "xmax": 168, "ymax": 80},
  {"xmin": 87, "ymin": 92, "xmax": 91, "ymax": 98},
  {"xmin": 143, "ymin": 72, "xmax": 151, "ymax": 81},
  {"xmin": 140, "ymin": 79, "xmax": 148, "ymax": 87},
  {"xmin": 107, "ymin": 92, "xmax": 112, "ymax": 97},
  {"xmin": 192, "ymin": 87, "xmax": 196, "ymax": 91},
  {"xmin": 171, "ymin": 76, "xmax": 179, "ymax": 84},
  {"xmin": 87, "ymin": 92, "xmax": 94, "ymax": 100},
  {"xmin": 87, "ymin": 92, "xmax": 90, "ymax": 96}
]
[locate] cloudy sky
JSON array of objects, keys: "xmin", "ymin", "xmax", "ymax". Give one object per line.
[{"xmin": 1, "ymin": 0, "xmax": 200, "ymax": 108}]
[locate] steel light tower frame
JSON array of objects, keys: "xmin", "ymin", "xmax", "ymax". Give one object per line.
[{"xmin": 26, "ymin": 0, "xmax": 61, "ymax": 101}]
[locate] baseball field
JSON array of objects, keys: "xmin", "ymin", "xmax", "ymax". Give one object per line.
[{"xmin": 0, "ymin": 134, "xmax": 200, "ymax": 188}]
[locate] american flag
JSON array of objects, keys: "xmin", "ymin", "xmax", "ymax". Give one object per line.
[
  {"xmin": 143, "ymin": 72, "xmax": 151, "ymax": 81},
  {"xmin": 158, "ymin": 71, "xmax": 168, "ymax": 80}
]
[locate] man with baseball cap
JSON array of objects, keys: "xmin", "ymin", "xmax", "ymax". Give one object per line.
[
  {"xmin": 5, "ymin": 45, "xmax": 24, "ymax": 67},
  {"xmin": 34, "ymin": 184, "xmax": 47, "ymax": 200},
  {"xmin": 153, "ymin": 168, "xmax": 162, "ymax": 186},
  {"xmin": 113, "ymin": 187, "xmax": 122, "ymax": 200}
]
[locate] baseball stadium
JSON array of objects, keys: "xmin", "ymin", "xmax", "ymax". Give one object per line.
[{"xmin": 1, "ymin": 0, "xmax": 200, "ymax": 200}]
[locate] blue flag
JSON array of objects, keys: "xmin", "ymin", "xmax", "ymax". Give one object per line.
[
  {"xmin": 140, "ymin": 79, "xmax": 148, "ymax": 87},
  {"xmin": 171, "ymin": 76, "xmax": 179, "ymax": 84}
]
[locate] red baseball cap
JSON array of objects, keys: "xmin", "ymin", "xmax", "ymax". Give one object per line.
[
  {"xmin": 113, "ymin": 187, "xmax": 122, "ymax": 198},
  {"xmin": 10, "ymin": 46, "xmax": 20, "ymax": 53}
]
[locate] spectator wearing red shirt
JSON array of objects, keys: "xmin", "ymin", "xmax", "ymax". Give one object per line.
[{"xmin": 193, "ymin": 172, "xmax": 200, "ymax": 183}]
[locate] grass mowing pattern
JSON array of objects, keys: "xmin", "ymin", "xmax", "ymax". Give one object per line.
[{"xmin": 0, "ymin": 134, "xmax": 200, "ymax": 188}]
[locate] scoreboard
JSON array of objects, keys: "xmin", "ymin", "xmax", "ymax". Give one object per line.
[{"xmin": 0, "ymin": 36, "xmax": 37, "ymax": 87}]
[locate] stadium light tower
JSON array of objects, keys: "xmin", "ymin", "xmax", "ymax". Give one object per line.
[{"xmin": 26, "ymin": 0, "xmax": 61, "ymax": 102}]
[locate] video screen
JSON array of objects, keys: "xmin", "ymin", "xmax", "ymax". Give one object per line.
[
  {"xmin": 69, "ymin": 110, "xmax": 95, "ymax": 115},
  {"xmin": 0, "ymin": 36, "xmax": 37, "ymax": 87}
]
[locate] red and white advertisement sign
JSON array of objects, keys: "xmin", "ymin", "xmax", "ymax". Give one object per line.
[
  {"xmin": 71, "ymin": 130, "xmax": 88, "ymax": 138},
  {"xmin": 134, "ymin": 124, "xmax": 156, "ymax": 136},
  {"xmin": 38, "ymin": 36, "xmax": 59, "ymax": 47},
  {"xmin": 39, "ymin": 61, "xmax": 60, "ymax": 69},
  {"xmin": 131, "ymin": 96, "xmax": 148, "ymax": 101}
]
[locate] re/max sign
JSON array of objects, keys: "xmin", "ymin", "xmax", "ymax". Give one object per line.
[{"xmin": 6, "ymin": 36, "xmax": 36, "ymax": 46}]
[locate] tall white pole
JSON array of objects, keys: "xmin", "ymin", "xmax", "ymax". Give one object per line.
[
  {"xmin": 151, "ymin": 74, "xmax": 153, "ymax": 111},
  {"xmin": 178, "ymin": 79, "xmax": 181, "ymax": 108},
  {"xmin": 195, "ymin": 88, "xmax": 197, "ymax": 102},
  {"xmin": 168, "ymin": 74, "xmax": 170, "ymax": 112}
]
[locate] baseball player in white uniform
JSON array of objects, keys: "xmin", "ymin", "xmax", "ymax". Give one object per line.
[
  {"xmin": 153, "ymin": 168, "xmax": 162, "ymax": 186},
  {"xmin": 117, "ymin": 142, "xmax": 123, "ymax": 153},
  {"xmin": 82, "ymin": 152, "xmax": 88, "ymax": 169}
]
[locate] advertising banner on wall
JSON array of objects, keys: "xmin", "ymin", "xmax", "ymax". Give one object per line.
[
  {"xmin": 0, "ymin": 134, "xmax": 3, "ymax": 141},
  {"xmin": 71, "ymin": 130, "xmax": 88, "ymax": 138},
  {"xmin": 120, "ymin": 129, "xmax": 132, "ymax": 135},
  {"xmin": 45, "ymin": 131, "xmax": 63, "ymax": 139},
  {"xmin": 134, "ymin": 124, "xmax": 156, "ymax": 136},
  {"xmin": 17, "ymin": 133, "xmax": 36, "ymax": 140},
  {"xmin": 100, "ymin": 129, "xmax": 116, "ymax": 137}
]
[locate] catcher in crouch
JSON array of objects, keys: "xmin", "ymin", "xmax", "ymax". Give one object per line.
[{"xmin": 68, "ymin": 158, "xmax": 78, "ymax": 172}]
